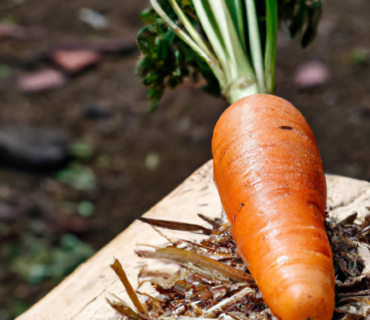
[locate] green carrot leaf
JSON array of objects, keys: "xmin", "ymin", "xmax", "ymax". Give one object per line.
[
  {"xmin": 301, "ymin": 3, "xmax": 322, "ymax": 48},
  {"xmin": 136, "ymin": 1, "xmax": 220, "ymax": 112},
  {"xmin": 288, "ymin": 0, "xmax": 307, "ymax": 39},
  {"xmin": 284, "ymin": 0, "xmax": 322, "ymax": 48}
]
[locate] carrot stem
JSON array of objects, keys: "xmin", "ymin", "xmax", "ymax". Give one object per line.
[
  {"xmin": 149, "ymin": 0, "xmax": 214, "ymax": 68},
  {"xmin": 193, "ymin": 0, "xmax": 259, "ymax": 103},
  {"xmin": 245, "ymin": 0, "xmax": 266, "ymax": 93},
  {"xmin": 265, "ymin": 0, "xmax": 278, "ymax": 93},
  {"xmin": 225, "ymin": 0, "xmax": 246, "ymax": 49},
  {"xmin": 167, "ymin": 0, "xmax": 216, "ymax": 62}
]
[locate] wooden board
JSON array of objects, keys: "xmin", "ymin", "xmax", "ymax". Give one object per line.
[{"xmin": 16, "ymin": 160, "xmax": 370, "ymax": 320}]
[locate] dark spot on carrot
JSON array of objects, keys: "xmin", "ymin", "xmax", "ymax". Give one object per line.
[
  {"xmin": 279, "ymin": 126, "xmax": 294, "ymax": 130},
  {"xmin": 262, "ymin": 236, "xmax": 265, "ymax": 240},
  {"xmin": 220, "ymin": 149, "xmax": 227, "ymax": 161},
  {"xmin": 237, "ymin": 203, "xmax": 244, "ymax": 212}
]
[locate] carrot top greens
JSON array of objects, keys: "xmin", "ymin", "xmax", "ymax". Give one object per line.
[{"xmin": 137, "ymin": 0, "xmax": 322, "ymax": 111}]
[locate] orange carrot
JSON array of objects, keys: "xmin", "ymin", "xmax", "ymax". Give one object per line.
[
  {"xmin": 212, "ymin": 94, "xmax": 335, "ymax": 320},
  {"xmin": 138, "ymin": 0, "xmax": 330, "ymax": 317}
]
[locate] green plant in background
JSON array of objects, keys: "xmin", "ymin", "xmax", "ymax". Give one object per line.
[
  {"xmin": 1, "ymin": 138, "xmax": 97, "ymax": 319},
  {"xmin": 77, "ymin": 201, "xmax": 95, "ymax": 217},
  {"xmin": 6, "ymin": 234, "xmax": 94, "ymax": 285},
  {"xmin": 0, "ymin": 64, "xmax": 13, "ymax": 79},
  {"xmin": 1, "ymin": 229, "xmax": 94, "ymax": 318},
  {"xmin": 56, "ymin": 162, "xmax": 96, "ymax": 191},
  {"xmin": 137, "ymin": 0, "xmax": 322, "ymax": 111},
  {"xmin": 69, "ymin": 141, "xmax": 93, "ymax": 160},
  {"xmin": 350, "ymin": 48, "xmax": 369, "ymax": 66}
]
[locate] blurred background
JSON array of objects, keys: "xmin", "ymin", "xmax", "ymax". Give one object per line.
[{"xmin": 0, "ymin": 0, "xmax": 369, "ymax": 319}]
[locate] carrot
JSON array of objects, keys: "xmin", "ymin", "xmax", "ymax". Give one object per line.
[
  {"xmin": 212, "ymin": 94, "xmax": 335, "ymax": 320},
  {"xmin": 137, "ymin": 1, "xmax": 330, "ymax": 318}
]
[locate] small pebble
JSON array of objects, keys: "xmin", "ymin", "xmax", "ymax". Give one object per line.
[
  {"xmin": 79, "ymin": 8, "xmax": 108, "ymax": 30},
  {"xmin": 0, "ymin": 23, "xmax": 46, "ymax": 40},
  {"xmin": 82, "ymin": 105, "xmax": 111, "ymax": 119},
  {"xmin": 294, "ymin": 60, "xmax": 330, "ymax": 89},
  {"xmin": 0, "ymin": 126, "xmax": 69, "ymax": 169},
  {"xmin": 51, "ymin": 50, "xmax": 101, "ymax": 74},
  {"xmin": 145, "ymin": 153, "xmax": 160, "ymax": 170},
  {"xmin": 17, "ymin": 69, "xmax": 66, "ymax": 92}
]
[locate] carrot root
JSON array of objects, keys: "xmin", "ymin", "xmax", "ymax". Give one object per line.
[{"xmin": 212, "ymin": 94, "xmax": 335, "ymax": 320}]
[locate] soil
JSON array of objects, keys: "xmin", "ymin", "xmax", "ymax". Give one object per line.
[{"xmin": 0, "ymin": 0, "xmax": 369, "ymax": 319}]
